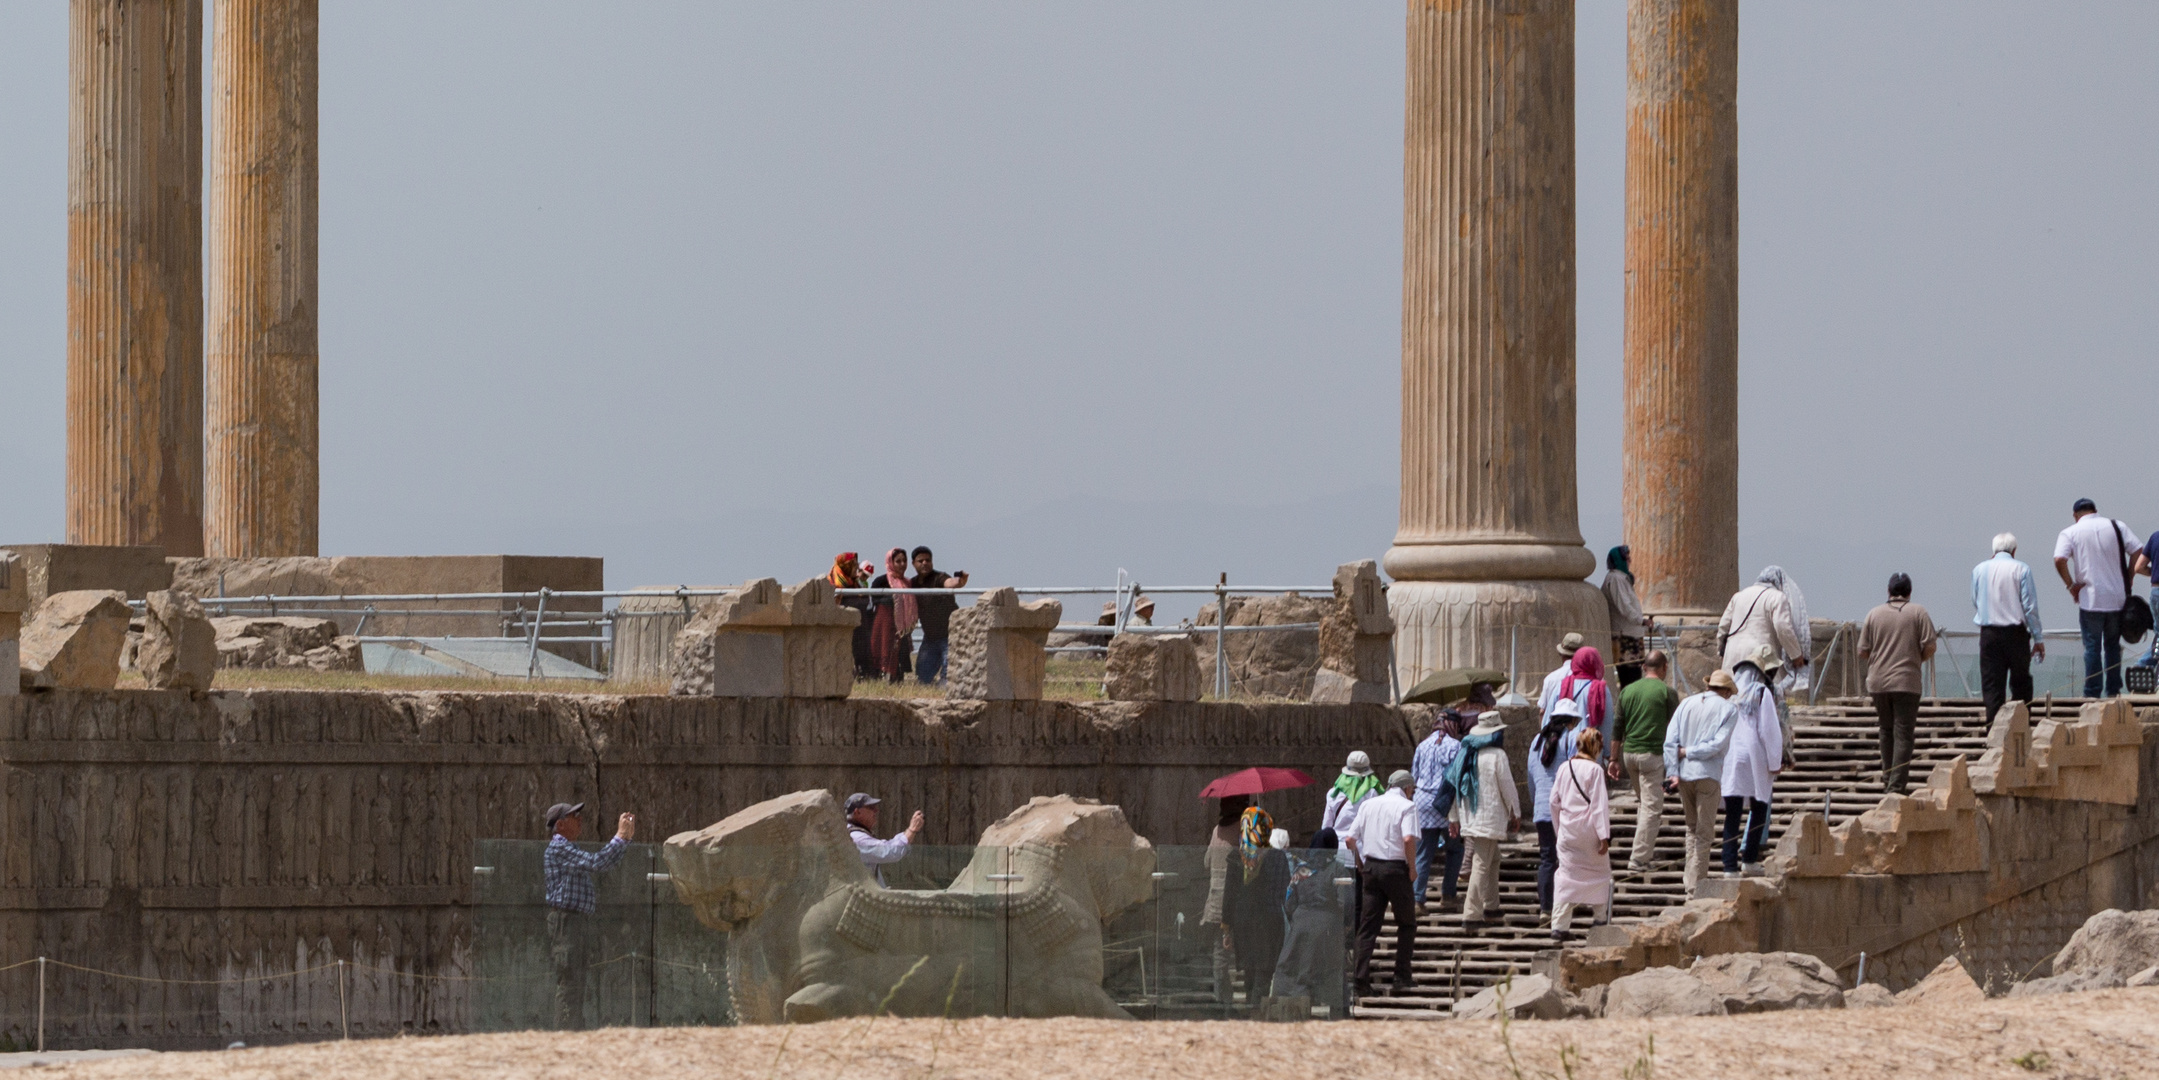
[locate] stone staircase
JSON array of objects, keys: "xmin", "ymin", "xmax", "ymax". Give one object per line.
[{"xmin": 1348, "ymin": 695, "xmax": 2078, "ymax": 1018}]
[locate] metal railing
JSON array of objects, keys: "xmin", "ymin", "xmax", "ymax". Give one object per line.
[{"xmin": 157, "ymin": 573, "xmax": 1338, "ymax": 690}]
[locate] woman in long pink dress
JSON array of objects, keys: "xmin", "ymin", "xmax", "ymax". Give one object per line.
[{"xmin": 1549, "ymin": 728, "xmax": 1613, "ymax": 941}]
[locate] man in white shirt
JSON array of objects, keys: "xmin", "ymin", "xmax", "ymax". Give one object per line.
[
  {"xmin": 1538, "ymin": 633, "xmax": 1585, "ymax": 716},
  {"xmin": 1345, "ymin": 770, "xmax": 1420, "ymax": 994},
  {"xmin": 845, "ymin": 792, "xmax": 923, "ymax": 888},
  {"xmin": 1974, "ymin": 532, "xmax": 2044, "ymax": 725},
  {"xmin": 2054, "ymin": 499, "xmax": 2137, "ymax": 698}
]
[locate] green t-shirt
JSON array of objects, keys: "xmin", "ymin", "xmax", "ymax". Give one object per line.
[{"xmin": 1617, "ymin": 676, "xmax": 1681, "ymax": 755}]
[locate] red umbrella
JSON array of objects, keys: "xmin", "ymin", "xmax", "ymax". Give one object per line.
[{"xmin": 1199, "ymin": 767, "xmax": 1316, "ymax": 799}]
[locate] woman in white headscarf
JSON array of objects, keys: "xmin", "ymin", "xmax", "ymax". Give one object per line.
[
  {"xmin": 1718, "ymin": 566, "xmax": 1812, "ymax": 693},
  {"xmin": 1720, "ymin": 648, "xmax": 1786, "ymax": 875}
]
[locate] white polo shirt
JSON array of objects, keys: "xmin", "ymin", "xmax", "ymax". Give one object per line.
[
  {"xmin": 2054, "ymin": 514, "xmax": 2138, "ymax": 613},
  {"xmin": 1348, "ymin": 787, "xmax": 1418, "ymax": 864}
]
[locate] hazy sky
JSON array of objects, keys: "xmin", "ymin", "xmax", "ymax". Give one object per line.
[{"xmin": 1, "ymin": 2, "xmax": 2154, "ymax": 630}]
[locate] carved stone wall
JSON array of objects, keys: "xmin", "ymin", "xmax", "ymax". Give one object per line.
[{"xmin": 0, "ymin": 690, "xmax": 1414, "ymax": 1047}]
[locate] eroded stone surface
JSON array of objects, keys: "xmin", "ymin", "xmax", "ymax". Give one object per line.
[
  {"xmin": 211, "ymin": 615, "xmax": 346, "ymax": 669},
  {"xmin": 1843, "ymin": 983, "xmax": 1897, "ymax": 1008},
  {"xmin": 2051, "ymin": 908, "xmax": 2159, "ymax": 984},
  {"xmin": 1604, "ymin": 966, "xmax": 1727, "ymax": 1018},
  {"xmin": 1450, "ymin": 973, "xmax": 1569, "ymax": 1020},
  {"xmin": 2006, "ymin": 969, "xmax": 2122, "ymax": 998},
  {"xmin": 945, "ymin": 588, "xmax": 1061, "ymax": 701},
  {"xmin": 1313, "ymin": 561, "xmax": 1393, "ymax": 704},
  {"xmin": 1895, "ymin": 955, "xmax": 1984, "ymax": 1007},
  {"xmin": 139, "ymin": 590, "xmax": 217, "ymax": 690},
  {"xmin": 1687, "ymin": 951, "xmax": 1845, "ymax": 1013},
  {"xmin": 1193, "ymin": 592, "xmax": 1328, "ymax": 698},
  {"xmin": 669, "ymin": 577, "xmax": 859, "ymax": 698},
  {"xmin": 1104, "ymin": 633, "xmax": 1200, "ymax": 702},
  {"xmin": 19, "ymin": 589, "xmax": 130, "ymax": 690}
]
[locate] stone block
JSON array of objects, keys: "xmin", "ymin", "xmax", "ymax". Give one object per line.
[
  {"xmin": 1772, "ymin": 812, "xmax": 1851, "ymax": 878},
  {"xmin": 139, "ymin": 590, "xmax": 217, "ymax": 691},
  {"xmin": 0, "ymin": 551, "xmax": 20, "ymax": 699},
  {"xmin": 945, "ymin": 587, "xmax": 1061, "ymax": 701},
  {"xmin": 1313, "ymin": 561, "xmax": 1393, "ymax": 703},
  {"xmin": 610, "ymin": 587, "xmax": 732, "ymax": 683},
  {"xmin": 212, "ymin": 615, "xmax": 344, "ymax": 669},
  {"xmin": 1897, "ymin": 955, "xmax": 1984, "ymax": 1006},
  {"xmin": 669, "ymin": 578, "xmax": 860, "ymax": 698},
  {"xmin": 1687, "ymin": 951, "xmax": 1846, "ymax": 1012},
  {"xmin": 1971, "ymin": 697, "xmax": 2140, "ymax": 806},
  {"xmin": 1603, "ymin": 967, "xmax": 1727, "ymax": 1018},
  {"xmin": 2051, "ymin": 908, "xmax": 2159, "ymax": 983},
  {"xmin": 19, "ymin": 590, "xmax": 131, "ymax": 690},
  {"xmin": 1450, "ymin": 973, "xmax": 1569, "ymax": 1020},
  {"xmin": 1104, "ymin": 633, "xmax": 1201, "ymax": 702},
  {"xmin": 0, "ymin": 544, "xmax": 171, "ymax": 613},
  {"xmin": 1843, "ymin": 983, "xmax": 1897, "ymax": 1008},
  {"xmin": 0, "ymin": 549, "xmax": 26, "ymax": 614},
  {"xmin": 1193, "ymin": 592, "xmax": 1328, "ymax": 698}
]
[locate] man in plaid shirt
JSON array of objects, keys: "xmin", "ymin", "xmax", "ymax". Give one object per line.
[{"xmin": 543, "ymin": 802, "xmax": 634, "ymax": 1028}]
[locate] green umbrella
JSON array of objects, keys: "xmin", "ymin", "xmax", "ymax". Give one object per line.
[{"xmin": 1402, "ymin": 667, "xmax": 1509, "ymax": 706}]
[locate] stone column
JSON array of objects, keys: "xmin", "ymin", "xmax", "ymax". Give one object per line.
[
  {"xmin": 1621, "ymin": 0, "xmax": 1738, "ymax": 617},
  {"xmin": 206, "ymin": 0, "xmax": 319, "ymax": 556},
  {"xmin": 66, "ymin": 0, "xmax": 205, "ymax": 556},
  {"xmin": 1384, "ymin": 0, "xmax": 1607, "ymax": 687}
]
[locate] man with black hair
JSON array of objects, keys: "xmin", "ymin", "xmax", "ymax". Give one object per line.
[
  {"xmin": 1858, "ymin": 573, "xmax": 1936, "ymax": 794},
  {"xmin": 908, "ymin": 547, "xmax": 970, "ymax": 685}
]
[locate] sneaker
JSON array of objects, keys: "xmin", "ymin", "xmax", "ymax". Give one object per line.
[
  {"xmin": 1550, "ymin": 928, "xmax": 1570, "ymax": 942},
  {"xmin": 1742, "ymin": 861, "xmax": 1766, "ymax": 876}
]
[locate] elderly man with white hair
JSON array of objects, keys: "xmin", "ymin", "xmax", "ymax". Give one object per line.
[{"xmin": 1973, "ymin": 532, "xmax": 2044, "ymax": 725}]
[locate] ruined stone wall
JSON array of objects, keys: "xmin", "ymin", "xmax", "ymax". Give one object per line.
[{"xmin": 0, "ymin": 690, "xmax": 1415, "ymax": 1048}]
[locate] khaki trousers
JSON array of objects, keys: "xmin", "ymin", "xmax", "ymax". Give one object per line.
[
  {"xmin": 1462, "ymin": 836, "xmax": 1502, "ymax": 923},
  {"xmin": 1623, "ymin": 752, "xmax": 1667, "ymax": 871},
  {"xmin": 1676, "ymin": 777, "xmax": 1722, "ymax": 891}
]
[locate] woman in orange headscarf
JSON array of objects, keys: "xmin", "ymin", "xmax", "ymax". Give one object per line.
[
  {"xmin": 829, "ymin": 553, "xmax": 874, "ymax": 677},
  {"xmin": 868, "ymin": 547, "xmax": 919, "ymax": 682}
]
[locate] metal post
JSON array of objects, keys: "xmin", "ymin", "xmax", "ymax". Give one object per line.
[
  {"xmin": 338, "ymin": 959, "xmax": 349, "ymax": 1039},
  {"xmin": 1856, "ymin": 951, "xmax": 1868, "ymax": 986},
  {"xmin": 1214, "ymin": 573, "xmax": 1229, "ymax": 700},
  {"xmin": 1509, "ymin": 626, "xmax": 1518, "ymax": 692},
  {"xmin": 526, "ymin": 587, "xmax": 551, "ymax": 679},
  {"xmin": 36, "ymin": 955, "xmax": 46, "ymax": 1052}
]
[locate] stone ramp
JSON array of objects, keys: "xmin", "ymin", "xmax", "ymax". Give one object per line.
[{"xmin": 1348, "ymin": 696, "xmax": 2082, "ymax": 1018}]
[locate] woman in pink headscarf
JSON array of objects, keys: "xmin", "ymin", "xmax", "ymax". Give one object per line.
[
  {"xmin": 868, "ymin": 547, "xmax": 919, "ymax": 681},
  {"xmin": 1556, "ymin": 647, "xmax": 1613, "ymax": 765}
]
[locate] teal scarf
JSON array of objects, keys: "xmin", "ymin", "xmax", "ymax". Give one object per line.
[{"xmin": 1446, "ymin": 730, "xmax": 1505, "ymax": 814}]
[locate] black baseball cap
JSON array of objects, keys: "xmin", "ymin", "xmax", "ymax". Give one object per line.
[
  {"xmin": 844, "ymin": 793, "xmax": 881, "ymax": 813},
  {"xmin": 545, "ymin": 802, "xmax": 585, "ymax": 828}
]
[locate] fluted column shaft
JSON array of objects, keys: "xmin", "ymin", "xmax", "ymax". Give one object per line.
[
  {"xmin": 67, "ymin": 0, "xmax": 205, "ymax": 556},
  {"xmin": 206, "ymin": 0, "xmax": 318, "ymax": 557},
  {"xmin": 1384, "ymin": 0, "xmax": 1604, "ymax": 684},
  {"xmin": 1622, "ymin": 0, "xmax": 1738, "ymax": 615}
]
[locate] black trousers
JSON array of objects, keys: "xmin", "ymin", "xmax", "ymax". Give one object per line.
[
  {"xmin": 1871, "ymin": 691, "xmax": 1920, "ymax": 794},
  {"xmin": 548, "ymin": 907, "xmax": 591, "ymax": 1030},
  {"xmin": 1979, "ymin": 624, "xmax": 2034, "ymax": 726},
  {"xmin": 1720, "ymin": 796, "xmax": 1770, "ymax": 871},
  {"xmin": 1535, "ymin": 821, "xmax": 1558, "ymax": 913},
  {"xmin": 1353, "ymin": 858, "xmax": 1415, "ymax": 988}
]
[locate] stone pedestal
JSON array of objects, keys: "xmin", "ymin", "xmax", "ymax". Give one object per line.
[
  {"xmin": 946, "ymin": 588, "xmax": 1062, "ymax": 701},
  {"xmin": 139, "ymin": 590, "xmax": 217, "ymax": 691},
  {"xmin": 1383, "ymin": 0, "xmax": 1608, "ymax": 686},
  {"xmin": 1312, "ymin": 560, "xmax": 1395, "ymax": 704},
  {"xmin": 1622, "ymin": 0, "xmax": 1740, "ymax": 615},
  {"xmin": 206, "ymin": 0, "xmax": 319, "ymax": 557},
  {"xmin": 67, "ymin": 0, "xmax": 205, "ymax": 556},
  {"xmin": 669, "ymin": 578, "xmax": 859, "ymax": 699},
  {"xmin": 1105, "ymin": 633, "xmax": 1201, "ymax": 702}
]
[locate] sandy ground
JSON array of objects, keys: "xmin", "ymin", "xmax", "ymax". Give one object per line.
[{"xmin": 38, "ymin": 987, "xmax": 2159, "ymax": 1080}]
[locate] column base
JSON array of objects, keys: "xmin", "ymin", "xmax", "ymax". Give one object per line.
[{"xmin": 1387, "ymin": 579, "xmax": 1610, "ymax": 692}]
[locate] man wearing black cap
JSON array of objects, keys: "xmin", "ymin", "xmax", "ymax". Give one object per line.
[
  {"xmin": 846, "ymin": 793, "xmax": 922, "ymax": 887},
  {"xmin": 543, "ymin": 801, "xmax": 635, "ymax": 1028}
]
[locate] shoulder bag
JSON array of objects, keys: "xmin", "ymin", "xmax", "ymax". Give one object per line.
[{"xmin": 2113, "ymin": 521, "xmax": 2152, "ymax": 644}]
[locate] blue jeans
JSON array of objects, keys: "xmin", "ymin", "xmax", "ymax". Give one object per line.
[
  {"xmin": 1414, "ymin": 826, "xmax": 1463, "ymax": 902},
  {"xmin": 2079, "ymin": 608, "xmax": 2124, "ymax": 698},
  {"xmin": 916, "ymin": 638, "xmax": 948, "ymax": 685},
  {"xmin": 2143, "ymin": 588, "xmax": 2159, "ymax": 668}
]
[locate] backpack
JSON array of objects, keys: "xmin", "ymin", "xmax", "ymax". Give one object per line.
[{"xmin": 2113, "ymin": 521, "xmax": 2152, "ymax": 644}]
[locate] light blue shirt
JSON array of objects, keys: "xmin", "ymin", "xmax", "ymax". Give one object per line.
[
  {"xmin": 1971, "ymin": 552, "xmax": 2043, "ymax": 639},
  {"xmin": 1411, "ymin": 731, "xmax": 1462, "ymax": 830},
  {"xmin": 1525, "ymin": 727, "xmax": 1579, "ymax": 824},
  {"xmin": 851, "ymin": 825, "xmax": 911, "ymax": 887},
  {"xmin": 1663, "ymin": 690, "xmax": 1739, "ymax": 784}
]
